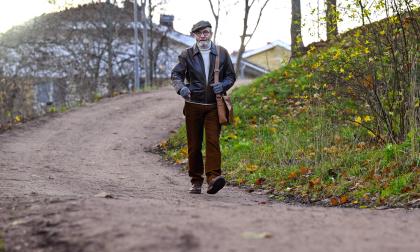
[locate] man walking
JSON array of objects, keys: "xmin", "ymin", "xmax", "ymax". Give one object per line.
[{"xmin": 171, "ymin": 20, "xmax": 236, "ymax": 194}]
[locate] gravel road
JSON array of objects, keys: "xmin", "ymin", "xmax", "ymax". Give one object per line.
[{"xmin": 1, "ymin": 86, "xmax": 419, "ymax": 252}]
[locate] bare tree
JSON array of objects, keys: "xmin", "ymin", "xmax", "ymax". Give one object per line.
[
  {"xmin": 146, "ymin": 0, "xmax": 167, "ymax": 84},
  {"xmin": 150, "ymin": 27, "xmax": 171, "ymax": 82},
  {"xmin": 140, "ymin": 0, "xmax": 151, "ymax": 87},
  {"xmin": 208, "ymin": 0, "xmax": 221, "ymax": 44},
  {"xmin": 43, "ymin": 0, "xmax": 118, "ymax": 96},
  {"xmin": 235, "ymin": 0, "xmax": 271, "ymax": 77},
  {"xmin": 105, "ymin": 0, "xmax": 116, "ymax": 96},
  {"xmin": 357, "ymin": 0, "xmax": 366, "ymax": 26},
  {"xmin": 47, "ymin": 0, "xmax": 132, "ymax": 97},
  {"xmin": 43, "ymin": 0, "xmax": 171, "ymax": 90},
  {"xmin": 326, "ymin": 0, "xmax": 338, "ymax": 40},
  {"xmin": 290, "ymin": 0, "xmax": 304, "ymax": 59}
]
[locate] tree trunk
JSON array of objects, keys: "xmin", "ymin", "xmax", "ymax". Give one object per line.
[
  {"xmin": 208, "ymin": 0, "xmax": 220, "ymax": 44},
  {"xmin": 133, "ymin": 0, "xmax": 140, "ymax": 90},
  {"xmin": 235, "ymin": 0, "xmax": 249, "ymax": 77},
  {"xmin": 326, "ymin": 0, "xmax": 338, "ymax": 40},
  {"xmin": 235, "ymin": 0, "xmax": 270, "ymax": 77},
  {"xmin": 105, "ymin": 0, "xmax": 114, "ymax": 96},
  {"xmin": 358, "ymin": 0, "xmax": 365, "ymax": 26},
  {"xmin": 290, "ymin": 0, "xmax": 304, "ymax": 59}
]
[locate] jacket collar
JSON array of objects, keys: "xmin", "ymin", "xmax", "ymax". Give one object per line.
[{"xmin": 193, "ymin": 42, "xmax": 218, "ymax": 56}]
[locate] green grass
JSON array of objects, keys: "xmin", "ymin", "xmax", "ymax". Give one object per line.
[
  {"xmin": 0, "ymin": 232, "xmax": 4, "ymax": 252},
  {"xmin": 162, "ymin": 36, "xmax": 419, "ymax": 208},
  {"xmin": 162, "ymin": 67, "xmax": 419, "ymax": 207}
]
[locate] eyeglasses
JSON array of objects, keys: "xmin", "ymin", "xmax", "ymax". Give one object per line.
[{"xmin": 194, "ymin": 30, "xmax": 211, "ymax": 36}]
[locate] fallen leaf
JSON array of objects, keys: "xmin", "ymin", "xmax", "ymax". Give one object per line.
[
  {"xmin": 300, "ymin": 166, "xmax": 311, "ymax": 175},
  {"xmin": 175, "ymin": 158, "xmax": 188, "ymax": 165},
  {"xmin": 227, "ymin": 133, "xmax": 238, "ymax": 139},
  {"xmin": 15, "ymin": 115, "xmax": 22, "ymax": 123},
  {"xmin": 323, "ymin": 146, "xmax": 339, "ymax": 154},
  {"xmin": 237, "ymin": 178, "xmax": 247, "ymax": 185},
  {"xmin": 255, "ymin": 178, "xmax": 266, "ymax": 186},
  {"xmin": 334, "ymin": 135, "xmax": 342, "ymax": 143},
  {"xmin": 363, "ymin": 115, "xmax": 372, "ymax": 122},
  {"xmin": 180, "ymin": 146, "xmax": 188, "ymax": 156},
  {"xmin": 362, "ymin": 75, "xmax": 374, "ymax": 89},
  {"xmin": 11, "ymin": 219, "xmax": 27, "ymax": 226},
  {"xmin": 246, "ymin": 164, "xmax": 258, "ymax": 172},
  {"xmin": 363, "ymin": 193, "xmax": 370, "ymax": 201},
  {"xmin": 241, "ymin": 232, "xmax": 273, "ymax": 239},
  {"xmin": 330, "ymin": 197, "xmax": 339, "ymax": 206},
  {"xmin": 402, "ymin": 186, "xmax": 412, "ymax": 193},
  {"xmin": 309, "ymin": 178, "xmax": 320, "ymax": 187},
  {"xmin": 340, "ymin": 195, "xmax": 348, "ymax": 204},
  {"xmin": 354, "ymin": 116, "xmax": 362, "ymax": 126},
  {"xmin": 288, "ymin": 171, "xmax": 298, "ymax": 180},
  {"xmin": 159, "ymin": 140, "xmax": 167, "ymax": 149},
  {"xmin": 356, "ymin": 142, "xmax": 366, "ymax": 150}
]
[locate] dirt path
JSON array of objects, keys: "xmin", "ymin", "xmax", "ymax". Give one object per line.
[{"xmin": 1, "ymin": 86, "xmax": 419, "ymax": 252}]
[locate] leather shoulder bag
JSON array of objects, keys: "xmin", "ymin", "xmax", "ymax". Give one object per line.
[{"xmin": 214, "ymin": 46, "xmax": 234, "ymax": 125}]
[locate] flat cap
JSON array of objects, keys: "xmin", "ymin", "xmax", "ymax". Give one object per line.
[{"xmin": 191, "ymin": 20, "xmax": 212, "ymax": 33}]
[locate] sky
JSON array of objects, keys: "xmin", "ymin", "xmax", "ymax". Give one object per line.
[
  {"xmin": 156, "ymin": 0, "xmax": 296, "ymax": 52},
  {"xmin": 0, "ymin": 0, "xmax": 58, "ymax": 33},
  {"xmin": 0, "ymin": 0, "xmax": 363, "ymax": 53}
]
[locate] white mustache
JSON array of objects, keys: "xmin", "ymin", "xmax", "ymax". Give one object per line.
[{"xmin": 197, "ymin": 40, "xmax": 210, "ymax": 48}]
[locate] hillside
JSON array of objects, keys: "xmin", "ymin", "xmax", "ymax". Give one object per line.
[{"xmin": 163, "ymin": 10, "xmax": 419, "ymax": 208}]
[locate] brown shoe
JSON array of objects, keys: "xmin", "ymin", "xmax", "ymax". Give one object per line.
[
  {"xmin": 189, "ymin": 184, "xmax": 202, "ymax": 194},
  {"xmin": 207, "ymin": 176, "xmax": 226, "ymax": 194}
]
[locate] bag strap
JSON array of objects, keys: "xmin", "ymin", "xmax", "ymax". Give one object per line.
[{"xmin": 214, "ymin": 46, "xmax": 220, "ymax": 84}]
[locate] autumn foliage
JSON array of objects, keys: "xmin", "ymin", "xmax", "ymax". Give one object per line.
[{"xmin": 164, "ymin": 5, "xmax": 419, "ymax": 208}]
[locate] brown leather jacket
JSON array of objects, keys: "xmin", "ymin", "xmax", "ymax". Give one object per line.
[{"xmin": 171, "ymin": 43, "xmax": 236, "ymax": 104}]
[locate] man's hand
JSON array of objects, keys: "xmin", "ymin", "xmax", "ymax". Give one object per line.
[
  {"xmin": 179, "ymin": 87, "xmax": 191, "ymax": 99},
  {"xmin": 212, "ymin": 82, "xmax": 224, "ymax": 94}
]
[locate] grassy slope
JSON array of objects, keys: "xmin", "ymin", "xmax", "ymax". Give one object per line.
[
  {"xmin": 0, "ymin": 232, "xmax": 4, "ymax": 252},
  {"xmin": 163, "ymin": 66, "xmax": 419, "ymax": 208},
  {"xmin": 163, "ymin": 17, "xmax": 419, "ymax": 208}
]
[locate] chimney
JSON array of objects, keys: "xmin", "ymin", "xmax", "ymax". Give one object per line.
[{"xmin": 160, "ymin": 14, "xmax": 174, "ymax": 29}]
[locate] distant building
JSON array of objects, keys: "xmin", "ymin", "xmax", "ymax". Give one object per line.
[
  {"xmin": 232, "ymin": 40, "xmax": 291, "ymax": 78},
  {"xmin": 0, "ymin": 1, "xmax": 195, "ymax": 115}
]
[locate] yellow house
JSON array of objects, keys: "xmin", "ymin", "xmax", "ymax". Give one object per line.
[{"xmin": 233, "ymin": 40, "xmax": 291, "ymax": 78}]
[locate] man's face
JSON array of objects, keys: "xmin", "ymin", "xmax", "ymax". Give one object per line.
[{"xmin": 194, "ymin": 27, "xmax": 212, "ymax": 48}]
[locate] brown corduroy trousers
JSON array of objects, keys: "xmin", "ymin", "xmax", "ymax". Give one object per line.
[{"xmin": 184, "ymin": 102, "xmax": 221, "ymax": 185}]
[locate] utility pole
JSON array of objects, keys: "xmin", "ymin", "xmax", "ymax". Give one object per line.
[
  {"xmin": 142, "ymin": 1, "xmax": 150, "ymax": 87},
  {"xmin": 133, "ymin": 0, "xmax": 140, "ymax": 90}
]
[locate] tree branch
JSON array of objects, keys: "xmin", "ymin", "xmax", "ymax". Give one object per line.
[{"xmin": 245, "ymin": 0, "xmax": 270, "ymax": 48}]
